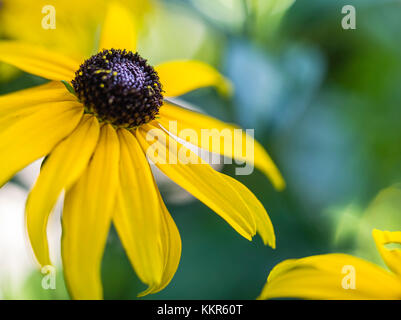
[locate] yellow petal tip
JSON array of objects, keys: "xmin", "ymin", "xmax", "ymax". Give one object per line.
[
  {"xmin": 218, "ymin": 77, "xmax": 234, "ymax": 97},
  {"xmin": 272, "ymin": 176, "xmax": 286, "ymax": 192},
  {"xmin": 137, "ymin": 284, "xmax": 159, "ymax": 298}
]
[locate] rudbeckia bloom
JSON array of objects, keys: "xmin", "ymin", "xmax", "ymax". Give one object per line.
[
  {"xmin": 0, "ymin": 3, "xmax": 284, "ymax": 299},
  {"xmin": 259, "ymin": 229, "xmax": 401, "ymax": 300}
]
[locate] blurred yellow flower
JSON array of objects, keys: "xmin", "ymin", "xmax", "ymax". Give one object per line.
[
  {"xmin": 0, "ymin": 0, "xmax": 151, "ymax": 59},
  {"xmin": 259, "ymin": 229, "xmax": 401, "ymax": 300},
  {"xmin": 0, "ymin": 2, "xmax": 284, "ymax": 299},
  {"xmin": 0, "ymin": 0, "xmax": 152, "ymax": 82}
]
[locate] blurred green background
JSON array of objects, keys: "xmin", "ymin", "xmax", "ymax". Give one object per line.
[{"xmin": 1, "ymin": 0, "xmax": 401, "ymax": 299}]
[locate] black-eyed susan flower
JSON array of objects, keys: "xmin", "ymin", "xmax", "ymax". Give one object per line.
[
  {"xmin": 258, "ymin": 229, "xmax": 401, "ymax": 300},
  {"xmin": 0, "ymin": 3, "xmax": 285, "ymax": 299}
]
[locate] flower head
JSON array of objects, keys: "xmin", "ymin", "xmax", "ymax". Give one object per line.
[
  {"xmin": 258, "ymin": 229, "xmax": 401, "ymax": 300},
  {"xmin": 0, "ymin": 2, "xmax": 285, "ymax": 299},
  {"xmin": 72, "ymin": 49, "xmax": 163, "ymax": 128}
]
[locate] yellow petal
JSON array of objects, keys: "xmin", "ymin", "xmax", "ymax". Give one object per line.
[
  {"xmin": 159, "ymin": 103, "xmax": 285, "ymax": 190},
  {"xmin": 62, "ymin": 124, "xmax": 120, "ymax": 300},
  {"xmin": 139, "ymin": 179, "xmax": 182, "ymax": 296},
  {"xmin": 258, "ymin": 253, "xmax": 401, "ymax": 300},
  {"xmin": 155, "ymin": 61, "xmax": 232, "ymax": 97},
  {"xmin": 372, "ymin": 229, "xmax": 401, "ymax": 276},
  {"xmin": 0, "ymin": 41, "xmax": 80, "ymax": 81},
  {"xmin": 26, "ymin": 115, "xmax": 100, "ymax": 267},
  {"xmin": 0, "ymin": 102, "xmax": 83, "ymax": 188},
  {"xmin": 99, "ymin": 2, "xmax": 137, "ymax": 52},
  {"xmin": 113, "ymin": 129, "xmax": 164, "ymax": 293},
  {"xmin": 137, "ymin": 123, "xmax": 256, "ymax": 241},
  {"xmin": 220, "ymin": 174, "xmax": 275, "ymax": 248},
  {"xmin": 0, "ymin": 81, "xmax": 76, "ymax": 117},
  {"xmin": 0, "ymin": 82, "xmax": 77, "ymax": 131}
]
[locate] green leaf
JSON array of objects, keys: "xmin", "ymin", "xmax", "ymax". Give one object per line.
[{"xmin": 61, "ymin": 80, "xmax": 76, "ymax": 95}]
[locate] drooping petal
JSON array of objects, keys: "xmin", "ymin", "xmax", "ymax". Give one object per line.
[
  {"xmin": 159, "ymin": 103, "xmax": 285, "ymax": 190},
  {"xmin": 62, "ymin": 124, "xmax": 120, "ymax": 300},
  {"xmin": 219, "ymin": 174, "xmax": 275, "ymax": 248},
  {"xmin": 137, "ymin": 123, "xmax": 257, "ymax": 241},
  {"xmin": 113, "ymin": 129, "xmax": 164, "ymax": 294},
  {"xmin": 26, "ymin": 115, "xmax": 100, "ymax": 267},
  {"xmin": 138, "ymin": 176, "xmax": 182, "ymax": 297},
  {"xmin": 258, "ymin": 253, "xmax": 401, "ymax": 300},
  {"xmin": 0, "ymin": 101, "xmax": 84, "ymax": 188},
  {"xmin": 0, "ymin": 81, "xmax": 76, "ymax": 117},
  {"xmin": 155, "ymin": 61, "xmax": 232, "ymax": 97},
  {"xmin": 0, "ymin": 41, "xmax": 80, "ymax": 81},
  {"xmin": 99, "ymin": 2, "xmax": 137, "ymax": 52},
  {"xmin": 372, "ymin": 229, "xmax": 401, "ymax": 276}
]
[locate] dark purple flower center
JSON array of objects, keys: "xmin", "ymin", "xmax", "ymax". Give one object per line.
[{"xmin": 72, "ymin": 49, "xmax": 163, "ymax": 128}]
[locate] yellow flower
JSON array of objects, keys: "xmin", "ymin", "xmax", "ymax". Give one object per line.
[
  {"xmin": 0, "ymin": 0, "xmax": 151, "ymax": 60},
  {"xmin": 0, "ymin": 0, "xmax": 152, "ymax": 82},
  {"xmin": 258, "ymin": 229, "xmax": 401, "ymax": 300},
  {"xmin": 0, "ymin": 3, "xmax": 284, "ymax": 299}
]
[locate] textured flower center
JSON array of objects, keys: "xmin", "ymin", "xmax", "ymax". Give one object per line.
[{"xmin": 72, "ymin": 49, "xmax": 163, "ymax": 128}]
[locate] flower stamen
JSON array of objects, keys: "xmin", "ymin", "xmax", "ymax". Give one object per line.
[{"xmin": 72, "ymin": 49, "xmax": 163, "ymax": 128}]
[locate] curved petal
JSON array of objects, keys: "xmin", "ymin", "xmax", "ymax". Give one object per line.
[
  {"xmin": 0, "ymin": 41, "xmax": 80, "ymax": 81},
  {"xmin": 99, "ymin": 2, "xmax": 137, "ymax": 51},
  {"xmin": 62, "ymin": 124, "xmax": 120, "ymax": 300},
  {"xmin": 26, "ymin": 115, "xmax": 100, "ymax": 267},
  {"xmin": 159, "ymin": 103, "xmax": 285, "ymax": 190},
  {"xmin": 137, "ymin": 123, "xmax": 257, "ymax": 241},
  {"xmin": 0, "ymin": 101, "xmax": 84, "ymax": 188},
  {"xmin": 0, "ymin": 81, "xmax": 76, "ymax": 117},
  {"xmin": 155, "ymin": 61, "xmax": 232, "ymax": 97},
  {"xmin": 113, "ymin": 129, "xmax": 164, "ymax": 294},
  {"xmin": 373, "ymin": 229, "xmax": 401, "ymax": 276},
  {"xmin": 258, "ymin": 254, "xmax": 401, "ymax": 300},
  {"xmin": 138, "ymin": 174, "xmax": 182, "ymax": 297},
  {"xmin": 219, "ymin": 174, "xmax": 275, "ymax": 248}
]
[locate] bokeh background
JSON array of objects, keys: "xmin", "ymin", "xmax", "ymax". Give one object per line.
[{"xmin": 1, "ymin": 0, "xmax": 401, "ymax": 299}]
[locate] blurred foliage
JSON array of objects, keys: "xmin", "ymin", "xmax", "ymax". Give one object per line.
[{"xmin": 1, "ymin": 0, "xmax": 401, "ymax": 299}]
